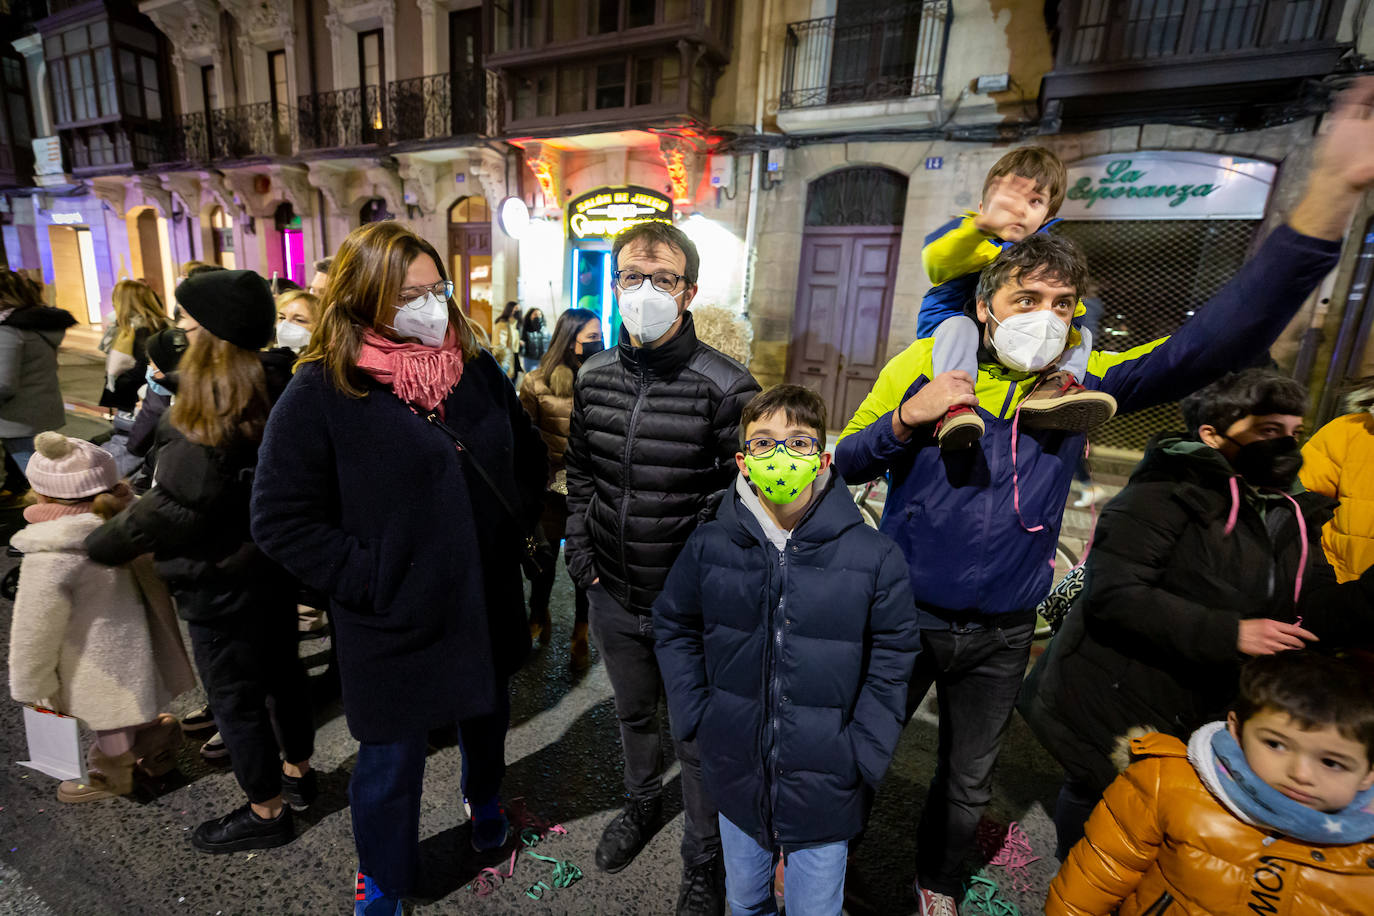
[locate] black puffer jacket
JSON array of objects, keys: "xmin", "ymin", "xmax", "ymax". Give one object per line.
[
  {"xmin": 564, "ymin": 312, "xmax": 760, "ymax": 614},
  {"xmin": 85, "ymin": 350, "xmax": 296, "ymax": 623},
  {"xmin": 1020, "ymin": 434, "xmax": 1374, "ymax": 792}
]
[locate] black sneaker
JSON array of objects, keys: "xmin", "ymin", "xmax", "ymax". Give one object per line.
[
  {"xmin": 180, "ymin": 706, "xmax": 216, "ymax": 735},
  {"xmin": 676, "ymin": 853, "xmax": 726, "ymax": 916},
  {"xmin": 281, "ymin": 770, "xmax": 318, "ymax": 812},
  {"xmin": 191, "ymin": 804, "xmax": 294, "ymax": 853},
  {"xmin": 594, "ymin": 795, "xmax": 663, "ymax": 873}
]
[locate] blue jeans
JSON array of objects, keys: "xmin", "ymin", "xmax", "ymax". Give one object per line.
[
  {"xmin": 3, "ymin": 437, "xmax": 34, "ymax": 478},
  {"xmin": 718, "ymin": 815, "xmax": 847, "ymax": 916},
  {"xmin": 349, "ymin": 685, "xmax": 510, "ymax": 897}
]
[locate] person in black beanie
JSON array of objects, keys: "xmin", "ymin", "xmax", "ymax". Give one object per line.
[
  {"xmin": 127, "ymin": 326, "xmax": 187, "ymax": 464},
  {"xmin": 87, "ymin": 267, "xmax": 317, "ymax": 854}
]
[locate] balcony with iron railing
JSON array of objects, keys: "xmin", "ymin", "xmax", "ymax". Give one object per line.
[
  {"xmin": 1043, "ymin": 0, "xmax": 1349, "ymax": 119},
  {"xmin": 297, "ymin": 70, "xmax": 485, "ymax": 152},
  {"xmin": 777, "ymin": 1, "xmax": 951, "ymax": 133}
]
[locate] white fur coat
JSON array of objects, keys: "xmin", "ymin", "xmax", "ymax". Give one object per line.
[{"xmin": 7, "ymin": 513, "xmax": 195, "ymax": 729}]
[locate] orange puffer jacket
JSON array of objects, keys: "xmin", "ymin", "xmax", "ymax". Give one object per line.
[{"xmin": 1046, "ymin": 733, "xmax": 1374, "ymax": 916}]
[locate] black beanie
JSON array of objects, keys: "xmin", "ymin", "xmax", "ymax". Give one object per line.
[
  {"xmin": 146, "ymin": 327, "xmax": 188, "ymax": 372},
  {"xmin": 174, "ymin": 269, "xmax": 275, "ymax": 350}
]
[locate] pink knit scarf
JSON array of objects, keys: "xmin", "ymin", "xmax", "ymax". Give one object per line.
[
  {"xmin": 23, "ymin": 502, "xmax": 94, "ymax": 523},
  {"xmin": 356, "ymin": 326, "xmax": 464, "ymax": 412}
]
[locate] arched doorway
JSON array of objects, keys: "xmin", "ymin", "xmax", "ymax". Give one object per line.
[
  {"xmin": 787, "ymin": 167, "xmax": 908, "ymax": 427},
  {"xmin": 360, "ymin": 197, "xmax": 393, "ymax": 223},
  {"xmin": 127, "ymin": 206, "xmax": 171, "ymax": 307},
  {"xmin": 209, "ymin": 206, "xmax": 236, "ymax": 269},
  {"xmin": 448, "ymin": 195, "xmax": 492, "ymax": 333}
]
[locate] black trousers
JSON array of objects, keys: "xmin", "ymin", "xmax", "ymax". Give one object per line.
[
  {"xmin": 588, "ymin": 583, "xmax": 719, "ymax": 866},
  {"xmin": 188, "ymin": 598, "xmax": 315, "ymax": 803}
]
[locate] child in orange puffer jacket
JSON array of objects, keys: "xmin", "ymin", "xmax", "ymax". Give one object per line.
[{"xmin": 1047, "ymin": 650, "xmax": 1374, "ymax": 916}]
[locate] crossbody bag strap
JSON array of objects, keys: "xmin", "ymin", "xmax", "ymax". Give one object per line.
[{"xmin": 423, "ymin": 410, "xmax": 525, "ymax": 528}]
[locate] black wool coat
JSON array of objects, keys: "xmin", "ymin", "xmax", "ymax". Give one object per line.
[
  {"xmin": 654, "ymin": 475, "xmax": 920, "ymax": 848},
  {"xmin": 564, "ymin": 312, "xmax": 760, "ymax": 615},
  {"xmin": 250, "ymin": 351, "xmax": 547, "ymax": 743},
  {"xmin": 87, "ymin": 350, "xmax": 299, "ymax": 622},
  {"xmin": 1020, "ymin": 435, "xmax": 1374, "ymax": 792}
]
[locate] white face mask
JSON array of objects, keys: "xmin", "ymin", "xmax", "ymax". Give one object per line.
[
  {"xmin": 618, "ymin": 284, "xmax": 682, "ymax": 344},
  {"xmin": 276, "ymin": 321, "xmax": 311, "ymax": 352},
  {"xmin": 988, "ymin": 309, "xmax": 1069, "ymax": 372},
  {"xmin": 390, "ymin": 292, "xmax": 449, "ymax": 348}
]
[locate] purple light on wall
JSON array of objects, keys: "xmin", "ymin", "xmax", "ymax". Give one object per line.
[{"xmin": 285, "ymin": 229, "xmax": 305, "ymax": 285}]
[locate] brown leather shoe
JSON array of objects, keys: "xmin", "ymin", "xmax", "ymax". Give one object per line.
[
  {"xmin": 529, "ymin": 606, "xmax": 552, "ymax": 645},
  {"xmin": 1018, "ymin": 371, "xmax": 1117, "ymax": 432},
  {"xmin": 936, "ymin": 405, "xmax": 984, "ymax": 450}
]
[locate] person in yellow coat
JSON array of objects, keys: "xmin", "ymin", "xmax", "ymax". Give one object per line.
[
  {"xmin": 1300, "ymin": 408, "xmax": 1374, "ymax": 582},
  {"xmin": 1047, "ymin": 651, "xmax": 1374, "ymax": 916}
]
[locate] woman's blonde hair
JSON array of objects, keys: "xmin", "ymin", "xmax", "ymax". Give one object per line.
[
  {"xmin": 275, "ymin": 289, "xmax": 321, "ymax": 324},
  {"xmin": 298, "ymin": 221, "xmax": 481, "ymax": 397},
  {"xmin": 169, "ymin": 332, "xmax": 270, "ymax": 446},
  {"xmin": 111, "ymin": 280, "xmax": 170, "ymax": 333}
]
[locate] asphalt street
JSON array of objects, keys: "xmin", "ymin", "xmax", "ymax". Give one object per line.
[{"xmin": 0, "ymin": 351, "xmax": 1071, "ymax": 915}]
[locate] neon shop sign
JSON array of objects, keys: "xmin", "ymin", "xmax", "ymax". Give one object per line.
[{"xmin": 567, "ymin": 186, "xmax": 672, "ymax": 240}]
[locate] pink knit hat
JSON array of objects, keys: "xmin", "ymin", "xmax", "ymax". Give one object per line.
[{"xmin": 26, "ymin": 432, "xmax": 119, "ymax": 499}]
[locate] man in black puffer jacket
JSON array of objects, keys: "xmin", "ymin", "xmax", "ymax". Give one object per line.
[{"xmin": 565, "ymin": 222, "xmax": 759, "ymax": 915}]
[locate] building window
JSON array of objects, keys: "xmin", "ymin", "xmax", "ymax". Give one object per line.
[
  {"xmin": 201, "ymin": 65, "xmax": 217, "ymax": 113},
  {"xmin": 210, "ymin": 205, "xmax": 235, "ymax": 269},
  {"xmin": 268, "ymin": 49, "xmax": 290, "ymax": 144},
  {"xmin": 594, "ymin": 61, "xmax": 626, "ymax": 109},
  {"xmin": 46, "ymin": 22, "xmax": 160, "ymax": 127},
  {"xmin": 511, "ymin": 52, "xmax": 691, "ymax": 123},
  {"xmin": 3, "ymin": 57, "xmax": 33, "ymax": 149},
  {"xmin": 358, "ymin": 29, "xmax": 384, "ymax": 137},
  {"xmin": 450, "ymin": 195, "xmax": 490, "ymax": 223}
]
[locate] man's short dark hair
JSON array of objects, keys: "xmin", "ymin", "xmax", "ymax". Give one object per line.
[
  {"xmin": 186, "ymin": 263, "xmax": 226, "ymax": 278},
  {"xmin": 1234, "ymin": 652, "xmax": 1374, "ymax": 763},
  {"xmin": 612, "ymin": 222, "xmax": 699, "ymax": 285},
  {"xmin": 314, "ymin": 257, "xmax": 332, "ymax": 275},
  {"xmin": 974, "ymin": 234, "xmax": 1088, "ymax": 313},
  {"xmin": 1179, "ymin": 368, "xmax": 1307, "ymax": 437},
  {"xmin": 739, "ymin": 385, "xmax": 828, "ymax": 452}
]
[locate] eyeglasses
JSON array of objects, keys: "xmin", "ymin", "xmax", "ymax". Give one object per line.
[
  {"xmin": 613, "ymin": 270, "xmax": 688, "ymax": 293},
  {"xmin": 744, "ymin": 436, "xmax": 821, "ymax": 459},
  {"xmin": 397, "ymin": 281, "xmax": 454, "ymax": 304}
]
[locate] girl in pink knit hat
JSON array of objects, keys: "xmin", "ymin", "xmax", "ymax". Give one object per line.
[{"xmin": 7, "ymin": 431, "xmax": 195, "ymax": 802}]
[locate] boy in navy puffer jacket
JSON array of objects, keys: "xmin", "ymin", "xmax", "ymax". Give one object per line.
[{"xmin": 655, "ymin": 385, "xmax": 920, "ymax": 916}]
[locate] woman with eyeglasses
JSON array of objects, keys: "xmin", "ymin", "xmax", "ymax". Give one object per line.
[
  {"xmin": 249, "ymin": 222, "xmax": 547, "ymax": 916},
  {"xmin": 518, "ymin": 306, "xmax": 601, "ymax": 667}
]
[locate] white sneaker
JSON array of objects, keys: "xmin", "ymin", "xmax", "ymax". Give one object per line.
[{"xmin": 913, "ymin": 880, "xmax": 960, "ymax": 916}]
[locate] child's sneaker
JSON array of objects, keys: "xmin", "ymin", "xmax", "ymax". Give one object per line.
[
  {"xmin": 281, "ymin": 769, "xmax": 318, "ymax": 811},
  {"xmin": 1018, "ymin": 371, "xmax": 1117, "ymax": 431},
  {"xmin": 464, "ymin": 796, "xmax": 510, "ymax": 852},
  {"xmin": 180, "ymin": 705, "xmax": 216, "ymax": 735},
  {"xmin": 355, "ymin": 871, "xmax": 403, "ymax": 916},
  {"xmin": 913, "ymin": 878, "xmax": 960, "ymax": 916},
  {"xmin": 936, "ymin": 405, "xmax": 984, "ymax": 450},
  {"xmin": 200, "ymin": 731, "xmax": 230, "ymax": 760}
]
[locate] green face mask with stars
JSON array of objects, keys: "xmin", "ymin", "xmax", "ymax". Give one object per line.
[{"xmin": 744, "ymin": 448, "xmax": 822, "ymax": 505}]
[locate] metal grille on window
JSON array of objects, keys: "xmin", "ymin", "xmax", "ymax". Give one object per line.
[
  {"xmin": 1054, "ymin": 218, "xmax": 1260, "ymax": 451},
  {"xmin": 805, "ymin": 167, "xmax": 908, "ymax": 227}
]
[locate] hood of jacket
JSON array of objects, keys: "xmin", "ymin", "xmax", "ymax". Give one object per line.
[
  {"xmin": 11, "ymin": 511, "xmax": 103, "ymax": 553},
  {"xmin": 718, "ymin": 466, "xmax": 861, "ymax": 550},
  {"xmin": 2, "ymin": 305, "xmax": 76, "ymax": 343}
]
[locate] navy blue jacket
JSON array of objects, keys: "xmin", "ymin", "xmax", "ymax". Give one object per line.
[
  {"xmin": 836, "ymin": 225, "xmax": 1341, "ymax": 615},
  {"xmin": 250, "ymin": 352, "xmax": 546, "ymax": 743},
  {"xmin": 654, "ymin": 474, "xmax": 919, "ymax": 848}
]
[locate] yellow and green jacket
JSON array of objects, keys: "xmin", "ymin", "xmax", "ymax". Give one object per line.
[
  {"xmin": 918, "ymin": 212, "xmax": 1084, "ymax": 348},
  {"xmin": 837, "ymin": 226, "xmax": 1341, "ymax": 615}
]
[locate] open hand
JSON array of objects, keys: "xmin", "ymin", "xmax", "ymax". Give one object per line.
[
  {"xmin": 1237, "ymin": 618, "xmax": 1318, "ymax": 656},
  {"xmin": 975, "ymin": 175, "xmax": 1050, "ymax": 243},
  {"xmin": 1312, "ymin": 77, "xmax": 1374, "ymax": 194}
]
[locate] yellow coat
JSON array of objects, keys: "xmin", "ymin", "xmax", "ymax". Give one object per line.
[{"xmin": 1300, "ymin": 412, "xmax": 1374, "ymax": 582}]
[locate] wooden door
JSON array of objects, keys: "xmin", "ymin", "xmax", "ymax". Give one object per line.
[
  {"xmin": 787, "ymin": 227, "xmax": 901, "ymax": 429},
  {"xmin": 136, "ymin": 209, "xmax": 166, "ymax": 305},
  {"xmin": 48, "ymin": 225, "xmax": 88, "ymax": 322}
]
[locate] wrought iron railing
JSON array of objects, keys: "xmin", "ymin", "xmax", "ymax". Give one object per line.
[
  {"xmin": 208, "ymin": 102, "xmax": 296, "ymax": 160},
  {"xmin": 387, "ymin": 69, "xmax": 484, "ymax": 143},
  {"xmin": 1060, "ymin": 0, "xmax": 1336, "ymax": 68},
  {"xmin": 298, "ymin": 86, "xmax": 386, "ymax": 150},
  {"xmin": 780, "ymin": 1, "xmax": 950, "ymax": 110},
  {"xmin": 156, "ymin": 111, "xmax": 208, "ymax": 165}
]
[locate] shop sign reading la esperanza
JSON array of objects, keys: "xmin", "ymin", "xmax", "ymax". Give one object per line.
[
  {"xmin": 567, "ymin": 186, "xmax": 673, "ymax": 240},
  {"xmin": 1059, "ymin": 152, "xmax": 1276, "ymax": 221}
]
